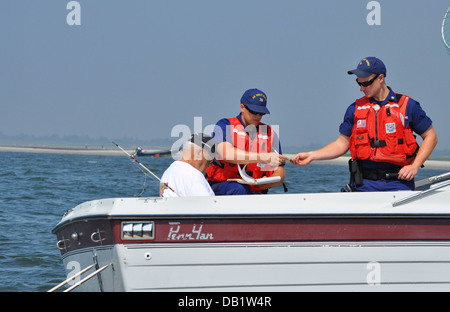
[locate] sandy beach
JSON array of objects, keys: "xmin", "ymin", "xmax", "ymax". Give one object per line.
[{"xmin": 1, "ymin": 145, "xmax": 450, "ymax": 170}]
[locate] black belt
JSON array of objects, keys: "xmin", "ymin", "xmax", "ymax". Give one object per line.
[{"xmin": 362, "ymin": 168, "xmax": 400, "ymax": 180}]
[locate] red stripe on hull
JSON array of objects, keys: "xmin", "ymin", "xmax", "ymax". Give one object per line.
[
  {"xmin": 54, "ymin": 217, "xmax": 450, "ymax": 255},
  {"xmin": 113, "ymin": 218, "xmax": 450, "ymax": 244}
]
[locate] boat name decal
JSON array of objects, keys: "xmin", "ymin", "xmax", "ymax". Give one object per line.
[{"xmin": 167, "ymin": 224, "xmax": 214, "ymax": 241}]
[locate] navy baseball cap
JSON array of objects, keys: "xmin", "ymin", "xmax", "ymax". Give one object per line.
[
  {"xmin": 347, "ymin": 57, "xmax": 387, "ymax": 77},
  {"xmin": 240, "ymin": 88, "xmax": 270, "ymax": 115}
]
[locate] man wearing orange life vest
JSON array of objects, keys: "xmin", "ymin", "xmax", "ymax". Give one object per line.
[
  {"xmin": 291, "ymin": 57, "xmax": 438, "ymax": 191},
  {"xmin": 206, "ymin": 88, "xmax": 288, "ymax": 195}
]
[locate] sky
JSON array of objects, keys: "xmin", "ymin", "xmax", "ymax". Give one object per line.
[{"xmin": 1, "ymin": 0, "xmax": 449, "ymax": 151}]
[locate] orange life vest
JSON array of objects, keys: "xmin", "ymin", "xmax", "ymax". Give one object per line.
[
  {"xmin": 349, "ymin": 94, "xmax": 418, "ymax": 166},
  {"xmin": 206, "ymin": 117, "xmax": 275, "ymax": 192}
]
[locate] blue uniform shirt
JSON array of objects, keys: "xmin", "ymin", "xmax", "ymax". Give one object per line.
[{"xmin": 339, "ymin": 87, "xmax": 433, "ymax": 191}]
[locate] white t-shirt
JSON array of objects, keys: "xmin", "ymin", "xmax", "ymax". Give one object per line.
[{"xmin": 160, "ymin": 161, "xmax": 215, "ymax": 197}]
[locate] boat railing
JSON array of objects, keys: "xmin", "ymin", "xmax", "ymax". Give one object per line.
[
  {"xmin": 415, "ymin": 171, "xmax": 450, "ymax": 190},
  {"xmin": 393, "ymin": 178, "xmax": 450, "ymax": 207},
  {"xmin": 48, "ymin": 263, "xmax": 110, "ymax": 292}
]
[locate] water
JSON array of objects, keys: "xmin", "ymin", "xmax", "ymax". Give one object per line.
[{"xmin": 0, "ymin": 151, "xmax": 447, "ymax": 292}]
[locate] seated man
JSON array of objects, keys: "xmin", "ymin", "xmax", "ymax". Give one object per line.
[
  {"xmin": 206, "ymin": 88, "xmax": 288, "ymax": 195},
  {"xmin": 160, "ymin": 133, "xmax": 219, "ymax": 197}
]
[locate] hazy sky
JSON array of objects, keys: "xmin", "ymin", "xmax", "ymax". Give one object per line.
[{"xmin": 1, "ymin": 1, "xmax": 449, "ymax": 150}]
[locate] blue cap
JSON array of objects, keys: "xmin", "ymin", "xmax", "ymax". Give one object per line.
[
  {"xmin": 240, "ymin": 88, "xmax": 270, "ymax": 115},
  {"xmin": 347, "ymin": 57, "xmax": 387, "ymax": 77}
]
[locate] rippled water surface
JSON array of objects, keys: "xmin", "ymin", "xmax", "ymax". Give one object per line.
[{"xmin": 0, "ymin": 151, "xmax": 446, "ymax": 291}]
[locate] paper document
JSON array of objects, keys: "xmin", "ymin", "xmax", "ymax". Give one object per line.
[{"xmin": 227, "ymin": 165, "xmax": 281, "ymax": 185}]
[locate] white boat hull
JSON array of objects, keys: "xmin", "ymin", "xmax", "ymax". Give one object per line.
[
  {"xmin": 60, "ymin": 242, "xmax": 450, "ymax": 291},
  {"xmin": 53, "ymin": 183, "xmax": 450, "ymax": 291}
]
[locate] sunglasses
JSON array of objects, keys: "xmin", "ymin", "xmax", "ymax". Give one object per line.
[
  {"xmin": 356, "ymin": 74, "xmax": 380, "ymax": 87},
  {"xmin": 244, "ymin": 104, "xmax": 265, "ymax": 116}
]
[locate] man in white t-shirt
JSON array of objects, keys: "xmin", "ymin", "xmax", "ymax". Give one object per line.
[{"xmin": 160, "ymin": 133, "xmax": 220, "ymax": 197}]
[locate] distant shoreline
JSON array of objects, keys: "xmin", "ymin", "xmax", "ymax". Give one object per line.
[
  {"xmin": 1, "ymin": 145, "xmax": 450, "ymax": 170},
  {"xmin": 0, "ymin": 145, "xmax": 130, "ymax": 156}
]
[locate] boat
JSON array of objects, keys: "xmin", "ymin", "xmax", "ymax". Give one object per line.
[
  {"xmin": 134, "ymin": 146, "xmax": 173, "ymax": 157},
  {"xmin": 51, "ymin": 173, "xmax": 450, "ymax": 292}
]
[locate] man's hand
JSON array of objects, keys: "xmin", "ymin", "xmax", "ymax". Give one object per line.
[
  {"xmin": 261, "ymin": 152, "xmax": 288, "ymax": 167},
  {"xmin": 398, "ymin": 165, "xmax": 419, "ymax": 181},
  {"xmin": 290, "ymin": 135, "xmax": 350, "ymax": 166},
  {"xmin": 290, "ymin": 152, "xmax": 314, "ymax": 166}
]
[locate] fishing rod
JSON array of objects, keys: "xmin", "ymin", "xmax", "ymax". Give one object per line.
[{"xmin": 111, "ymin": 141, "xmax": 180, "ymax": 197}]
